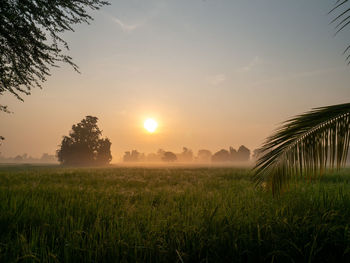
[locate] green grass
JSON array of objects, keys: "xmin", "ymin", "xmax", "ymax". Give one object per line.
[{"xmin": 1, "ymin": 166, "xmax": 350, "ymax": 262}]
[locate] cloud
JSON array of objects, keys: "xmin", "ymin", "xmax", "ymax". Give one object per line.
[
  {"xmin": 102, "ymin": 2, "xmax": 167, "ymax": 33},
  {"xmin": 238, "ymin": 56, "xmax": 263, "ymax": 72},
  {"xmin": 208, "ymin": 74, "xmax": 226, "ymax": 86},
  {"xmin": 110, "ymin": 17, "xmax": 142, "ymax": 32},
  {"xmin": 102, "ymin": 12, "xmax": 144, "ymax": 33}
]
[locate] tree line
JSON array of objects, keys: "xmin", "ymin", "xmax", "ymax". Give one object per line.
[
  {"xmin": 0, "ymin": 153, "xmax": 57, "ymax": 164},
  {"xmin": 123, "ymin": 146, "xmax": 251, "ymax": 163}
]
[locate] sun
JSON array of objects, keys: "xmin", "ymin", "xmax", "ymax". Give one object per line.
[{"xmin": 144, "ymin": 118, "xmax": 158, "ymax": 133}]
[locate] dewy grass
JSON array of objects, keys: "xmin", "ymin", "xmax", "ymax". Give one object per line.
[{"xmin": 0, "ymin": 166, "xmax": 350, "ymax": 262}]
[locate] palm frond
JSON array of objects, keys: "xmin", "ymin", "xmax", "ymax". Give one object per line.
[
  {"xmin": 253, "ymin": 103, "xmax": 350, "ymax": 196},
  {"xmin": 329, "ymin": 0, "xmax": 350, "ymax": 62}
]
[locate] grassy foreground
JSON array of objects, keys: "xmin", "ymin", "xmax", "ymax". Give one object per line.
[{"xmin": 1, "ymin": 166, "xmax": 350, "ymax": 262}]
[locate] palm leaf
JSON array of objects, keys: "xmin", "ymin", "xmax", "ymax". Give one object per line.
[
  {"xmin": 329, "ymin": 0, "xmax": 350, "ymax": 62},
  {"xmin": 253, "ymin": 103, "xmax": 350, "ymax": 196}
]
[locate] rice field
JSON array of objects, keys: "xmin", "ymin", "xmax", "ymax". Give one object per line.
[{"xmin": 0, "ymin": 165, "xmax": 350, "ymax": 262}]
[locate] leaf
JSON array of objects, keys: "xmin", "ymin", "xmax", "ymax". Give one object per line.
[{"xmin": 253, "ymin": 103, "xmax": 350, "ymax": 196}]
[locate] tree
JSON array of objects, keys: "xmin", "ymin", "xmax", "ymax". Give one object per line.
[
  {"xmin": 123, "ymin": 150, "xmax": 142, "ymax": 162},
  {"xmin": 229, "ymin": 147, "xmax": 238, "ymax": 161},
  {"xmin": 177, "ymin": 147, "xmax": 193, "ymax": 162},
  {"xmin": 162, "ymin": 152, "xmax": 177, "ymax": 162},
  {"xmin": 254, "ymin": 2, "xmax": 350, "ymax": 195},
  {"xmin": 0, "ymin": 0, "xmax": 108, "ymax": 111},
  {"xmin": 212, "ymin": 149, "xmax": 231, "ymax": 162},
  {"xmin": 57, "ymin": 116, "xmax": 112, "ymax": 165},
  {"xmin": 237, "ymin": 145, "xmax": 250, "ymax": 162},
  {"xmin": 95, "ymin": 138, "xmax": 112, "ymax": 165}
]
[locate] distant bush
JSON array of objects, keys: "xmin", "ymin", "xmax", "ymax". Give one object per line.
[
  {"xmin": 162, "ymin": 152, "xmax": 177, "ymax": 162},
  {"xmin": 212, "ymin": 149, "xmax": 231, "ymax": 162},
  {"xmin": 237, "ymin": 145, "xmax": 250, "ymax": 162},
  {"xmin": 212, "ymin": 146, "xmax": 251, "ymax": 162},
  {"xmin": 177, "ymin": 147, "xmax": 193, "ymax": 162}
]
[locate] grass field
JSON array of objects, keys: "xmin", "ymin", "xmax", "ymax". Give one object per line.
[{"xmin": 1, "ymin": 166, "xmax": 350, "ymax": 262}]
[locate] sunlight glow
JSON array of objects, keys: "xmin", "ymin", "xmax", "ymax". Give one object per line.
[{"xmin": 144, "ymin": 118, "xmax": 158, "ymax": 133}]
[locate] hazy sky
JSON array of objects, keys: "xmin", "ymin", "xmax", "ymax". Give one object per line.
[{"xmin": 1, "ymin": 0, "xmax": 350, "ymax": 161}]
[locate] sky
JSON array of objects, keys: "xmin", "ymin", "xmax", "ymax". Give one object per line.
[{"xmin": 1, "ymin": 0, "xmax": 350, "ymax": 162}]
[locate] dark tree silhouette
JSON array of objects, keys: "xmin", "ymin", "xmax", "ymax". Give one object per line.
[
  {"xmin": 0, "ymin": 0, "xmax": 108, "ymax": 111},
  {"xmin": 95, "ymin": 138, "xmax": 112, "ymax": 165},
  {"xmin": 237, "ymin": 145, "xmax": 250, "ymax": 162},
  {"xmin": 229, "ymin": 147, "xmax": 238, "ymax": 161},
  {"xmin": 178, "ymin": 147, "xmax": 193, "ymax": 162},
  {"xmin": 212, "ymin": 149, "xmax": 231, "ymax": 162},
  {"xmin": 57, "ymin": 116, "xmax": 112, "ymax": 166},
  {"xmin": 162, "ymin": 152, "xmax": 177, "ymax": 162}
]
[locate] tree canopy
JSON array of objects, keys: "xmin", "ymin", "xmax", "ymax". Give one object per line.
[
  {"xmin": 0, "ymin": 0, "xmax": 108, "ymax": 110},
  {"xmin": 57, "ymin": 116, "xmax": 112, "ymax": 166}
]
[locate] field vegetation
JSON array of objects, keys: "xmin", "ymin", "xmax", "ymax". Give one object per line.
[{"xmin": 1, "ymin": 166, "xmax": 350, "ymax": 262}]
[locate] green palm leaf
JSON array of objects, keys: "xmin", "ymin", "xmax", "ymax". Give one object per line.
[
  {"xmin": 329, "ymin": 0, "xmax": 350, "ymax": 63},
  {"xmin": 253, "ymin": 103, "xmax": 350, "ymax": 196},
  {"xmin": 253, "ymin": 2, "xmax": 350, "ymax": 196}
]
